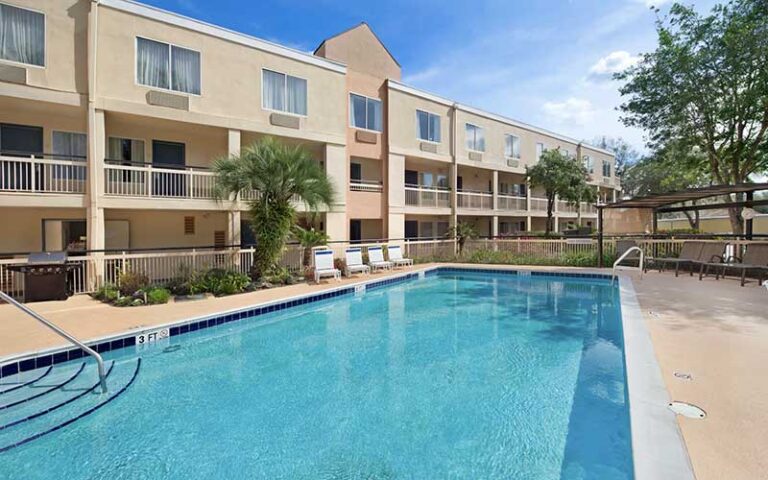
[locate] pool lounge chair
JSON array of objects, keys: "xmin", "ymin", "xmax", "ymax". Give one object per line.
[
  {"xmin": 691, "ymin": 242, "xmax": 728, "ymax": 280},
  {"xmin": 313, "ymin": 249, "xmax": 341, "ymax": 283},
  {"xmin": 367, "ymin": 246, "xmax": 394, "ymax": 272},
  {"xmin": 648, "ymin": 241, "xmax": 704, "ymax": 277},
  {"xmin": 386, "ymin": 245, "xmax": 413, "ymax": 268},
  {"xmin": 714, "ymin": 243, "xmax": 768, "ymax": 286},
  {"xmin": 344, "ymin": 248, "xmax": 371, "ymax": 276}
]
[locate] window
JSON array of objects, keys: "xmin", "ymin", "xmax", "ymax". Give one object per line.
[
  {"xmin": 602, "ymin": 160, "xmax": 612, "ymax": 177},
  {"xmin": 52, "ymin": 132, "xmax": 86, "ymax": 161},
  {"xmin": 350, "ymin": 162, "xmax": 362, "ymax": 182},
  {"xmin": 350, "ymin": 94, "xmax": 382, "ymax": 131},
  {"xmin": 536, "ymin": 142, "xmax": 545, "ymax": 161},
  {"xmin": 108, "ymin": 137, "xmax": 145, "ymax": 164},
  {"xmin": 136, "ymin": 37, "xmax": 200, "ymax": 95},
  {"xmin": 0, "ymin": 3, "xmax": 44, "ymax": 67},
  {"xmin": 262, "ymin": 69, "xmax": 307, "ymax": 115},
  {"xmin": 465, "ymin": 124, "xmax": 485, "ymax": 152},
  {"xmin": 505, "ymin": 134, "xmax": 520, "ymax": 159},
  {"xmin": 583, "ymin": 155, "xmax": 594, "ymax": 174},
  {"xmin": 416, "ymin": 110, "xmax": 440, "ymax": 143}
]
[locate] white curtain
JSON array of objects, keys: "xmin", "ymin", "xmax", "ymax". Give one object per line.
[
  {"xmin": 137, "ymin": 38, "xmax": 169, "ymax": 89},
  {"xmin": 429, "ymin": 114, "xmax": 440, "ymax": 142},
  {"xmin": 417, "ymin": 111, "xmax": 429, "ymax": 141},
  {"xmin": 367, "ymin": 98, "xmax": 382, "ymax": 131},
  {"xmin": 286, "ymin": 75, "xmax": 307, "ymax": 115},
  {"xmin": 263, "ymin": 70, "xmax": 285, "ymax": 111},
  {"xmin": 350, "ymin": 94, "xmax": 366, "ymax": 128},
  {"xmin": 52, "ymin": 132, "xmax": 87, "ymax": 160},
  {"xmin": 109, "ymin": 138, "xmax": 145, "ymax": 163},
  {"xmin": 171, "ymin": 45, "xmax": 200, "ymax": 94},
  {"xmin": 0, "ymin": 4, "xmax": 45, "ymax": 66}
]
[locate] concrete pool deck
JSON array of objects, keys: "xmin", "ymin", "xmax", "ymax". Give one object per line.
[{"xmin": 0, "ymin": 264, "xmax": 766, "ymax": 479}]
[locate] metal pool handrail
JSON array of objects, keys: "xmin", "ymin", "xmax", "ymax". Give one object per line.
[
  {"xmin": 0, "ymin": 290, "xmax": 107, "ymax": 393},
  {"xmin": 612, "ymin": 246, "xmax": 644, "ymax": 285}
]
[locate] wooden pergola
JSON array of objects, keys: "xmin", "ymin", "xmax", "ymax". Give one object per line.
[{"xmin": 596, "ymin": 182, "xmax": 768, "ymax": 267}]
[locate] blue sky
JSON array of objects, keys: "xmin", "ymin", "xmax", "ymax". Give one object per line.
[{"xmin": 143, "ymin": 0, "xmax": 717, "ymax": 152}]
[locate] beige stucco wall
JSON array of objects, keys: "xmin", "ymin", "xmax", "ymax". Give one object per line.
[
  {"xmin": 105, "ymin": 209, "xmax": 227, "ymax": 249},
  {"xmin": 0, "ymin": 0, "xmax": 88, "ymax": 95},
  {"xmin": 0, "ymin": 97, "xmax": 87, "ymax": 153},
  {"xmin": 457, "ymin": 165, "xmax": 493, "ymax": 192},
  {"xmin": 0, "ymin": 207, "xmax": 85, "ymax": 253},
  {"xmin": 315, "ymin": 24, "xmax": 401, "ymax": 81},
  {"xmin": 94, "ymin": 6, "xmax": 346, "ymax": 143}
]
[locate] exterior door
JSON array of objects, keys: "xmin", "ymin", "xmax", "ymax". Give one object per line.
[
  {"xmin": 0, "ymin": 123, "xmax": 43, "ymax": 191},
  {"xmin": 404, "ymin": 170, "xmax": 418, "ymax": 186},
  {"xmin": 152, "ymin": 140, "xmax": 186, "ymax": 196},
  {"xmin": 350, "ymin": 219, "xmax": 362, "ymax": 243},
  {"xmin": 404, "ymin": 220, "xmax": 418, "ymax": 239}
]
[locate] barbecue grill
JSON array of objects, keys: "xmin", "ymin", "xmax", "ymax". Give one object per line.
[{"xmin": 8, "ymin": 252, "xmax": 79, "ymax": 302}]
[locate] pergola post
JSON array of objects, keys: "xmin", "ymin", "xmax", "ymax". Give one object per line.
[{"xmin": 745, "ymin": 191, "xmax": 754, "ymax": 241}]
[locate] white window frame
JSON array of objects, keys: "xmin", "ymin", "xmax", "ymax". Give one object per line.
[
  {"xmin": 349, "ymin": 92, "xmax": 382, "ymax": 132},
  {"xmin": 261, "ymin": 68, "xmax": 308, "ymax": 117},
  {"xmin": 416, "ymin": 109, "xmax": 441, "ymax": 143},
  {"xmin": 602, "ymin": 160, "xmax": 612, "ymax": 177},
  {"xmin": 465, "ymin": 123, "xmax": 485, "ymax": 153},
  {"xmin": 583, "ymin": 155, "xmax": 594, "ymax": 174},
  {"xmin": 134, "ymin": 36, "xmax": 202, "ymax": 96},
  {"xmin": 108, "ymin": 136, "xmax": 147, "ymax": 164},
  {"xmin": 0, "ymin": 2, "xmax": 46, "ymax": 69},
  {"xmin": 536, "ymin": 142, "xmax": 545, "ymax": 161},
  {"xmin": 504, "ymin": 134, "xmax": 520, "ymax": 159}
]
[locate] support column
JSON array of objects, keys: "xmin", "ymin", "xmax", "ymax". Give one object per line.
[
  {"xmin": 387, "ymin": 153, "xmax": 405, "ymax": 240},
  {"xmin": 324, "ymin": 143, "xmax": 347, "ymax": 241},
  {"xmin": 492, "ymin": 170, "xmax": 499, "ymax": 211},
  {"xmin": 449, "ymin": 163, "xmax": 458, "ymax": 228},
  {"xmin": 227, "ymin": 129, "xmax": 241, "ymax": 156},
  {"xmin": 526, "ymin": 216, "xmax": 532, "ymax": 232},
  {"xmin": 87, "ymin": 108, "xmax": 106, "ymax": 287},
  {"xmin": 492, "ymin": 215, "xmax": 499, "ymax": 237},
  {"xmin": 227, "ymin": 129, "xmax": 242, "ymax": 251}
]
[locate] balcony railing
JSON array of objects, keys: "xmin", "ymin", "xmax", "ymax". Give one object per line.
[
  {"xmin": 557, "ymin": 200, "xmax": 578, "ymax": 214},
  {"xmin": 104, "ymin": 161, "xmax": 218, "ymax": 199},
  {"xmin": 350, "ymin": 179, "xmax": 384, "ymax": 193},
  {"xmin": 404, "ymin": 184, "xmax": 450, "ymax": 208},
  {"xmin": 530, "ymin": 197, "xmax": 548, "ymax": 211},
  {"xmin": 0, "ymin": 154, "xmax": 87, "ymax": 194},
  {"xmin": 497, "ymin": 194, "xmax": 526, "ymax": 211},
  {"xmin": 581, "ymin": 202, "xmax": 597, "ymax": 214},
  {"xmin": 457, "ymin": 189, "xmax": 493, "ymax": 210}
]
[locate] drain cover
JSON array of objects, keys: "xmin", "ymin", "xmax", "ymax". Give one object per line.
[
  {"xmin": 674, "ymin": 371, "xmax": 693, "ymax": 380},
  {"xmin": 669, "ymin": 401, "xmax": 706, "ymax": 419}
]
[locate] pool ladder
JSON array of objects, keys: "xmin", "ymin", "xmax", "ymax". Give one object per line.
[
  {"xmin": 612, "ymin": 247, "xmax": 644, "ymax": 285},
  {"xmin": 0, "ymin": 290, "xmax": 108, "ymax": 393}
]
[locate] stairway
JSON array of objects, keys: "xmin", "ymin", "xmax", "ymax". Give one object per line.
[{"xmin": 0, "ymin": 357, "xmax": 141, "ymax": 453}]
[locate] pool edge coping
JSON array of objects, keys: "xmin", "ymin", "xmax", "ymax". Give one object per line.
[{"xmin": 619, "ymin": 275, "xmax": 696, "ymax": 480}]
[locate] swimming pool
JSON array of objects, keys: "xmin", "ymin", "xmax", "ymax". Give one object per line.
[{"xmin": 0, "ymin": 269, "xmax": 633, "ymax": 479}]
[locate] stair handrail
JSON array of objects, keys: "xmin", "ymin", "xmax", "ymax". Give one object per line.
[
  {"xmin": 612, "ymin": 246, "xmax": 644, "ymax": 284},
  {"xmin": 0, "ymin": 291, "xmax": 107, "ymax": 393}
]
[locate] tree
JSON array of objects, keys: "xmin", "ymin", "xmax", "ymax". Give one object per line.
[
  {"xmin": 622, "ymin": 142, "xmax": 709, "ymax": 229},
  {"xmin": 527, "ymin": 148, "xmax": 593, "ymax": 236},
  {"xmin": 214, "ymin": 137, "xmax": 334, "ymax": 278},
  {"xmin": 616, "ymin": 0, "xmax": 768, "ymax": 234},
  {"xmin": 592, "ymin": 136, "xmax": 640, "ymax": 177},
  {"xmin": 570, "ymin": 182, "xmax": 598, "ymax": 228},
  {"xmin": 293, "ymin": 225, "xmax": 329, "ymax": 269},
  {"xmin": 446, "ymin": 222, "xmax": 477, "ymax": 256}
]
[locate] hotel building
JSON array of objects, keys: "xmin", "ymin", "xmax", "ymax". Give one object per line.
[{"xmin": 0, "ymin": 0, "xmax": 620, "ymax": 255}]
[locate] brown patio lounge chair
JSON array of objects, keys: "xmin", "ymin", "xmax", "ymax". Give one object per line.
[
  {"xmin": 616, "ymin": 239, "xmax": 641, "ymax": 267},
  {"xmin": 692, "ymin": 242, "xmax": 728, "ymax": 280},
  {"xmin": 648, "ymin": 241, "xmax": 704, "ymax": 277},
  {"xmin": 714, "ymin": 243, "xmax": 768, "ymax": 287}
]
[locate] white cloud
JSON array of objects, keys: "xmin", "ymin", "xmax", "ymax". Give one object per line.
[
  {"xmin": 542, "ymin": 98, "xmax": 596, "ymax": 126},
  {"xmin": 403, "ymin": 66, "xmax": 443, "ymax": 84},
  {"xmin": 588, "ymin": 51, "xmax": 640, "ymax": 80},
  {"xmin": 636, "ymin": 0, "xmax": 671, "ymax": 8}
]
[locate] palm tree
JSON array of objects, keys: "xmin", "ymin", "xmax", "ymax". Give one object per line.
[
  {"xmin": 293, "ymin": 225, "xmax": 329, "ymax": 269},
  {"xmin": 446, "ymin": 222, "xmax": 478, "ymax": 256},
  {"xmin": 214, "ymin": 137, "xmax": 334, "ymax": 278}
]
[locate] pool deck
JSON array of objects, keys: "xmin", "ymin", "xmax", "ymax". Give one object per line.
[{"xmin": 0, "ymin": 263, "xmax": 766, "ymax": 480}]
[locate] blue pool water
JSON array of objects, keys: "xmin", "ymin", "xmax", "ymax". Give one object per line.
[{"xmin": 0, "ymin": 270, "xmax": 633, "ymax": 479}]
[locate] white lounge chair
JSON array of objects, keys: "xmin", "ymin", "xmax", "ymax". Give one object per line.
[
  {"xmin": 387, "ymin": 245, "xmax": 413, "ymax": 268},
  {"xmin": 345, "ymin": 248, "xmax": 371, "ymax": 276},
  {"xmin": 367, "ymin": 246, "xmax": 394, "ymax": 271},
  {"xmin": 313, "ymin": 249, "xmax": 341, "ymax": 283}
]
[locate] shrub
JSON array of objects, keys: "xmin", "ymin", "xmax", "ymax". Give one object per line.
[
  {"xmin": 334, "ymin": 258, "xmax": 347, "ymax": 276},
  {"xmin": 202, "ymin": 268, "xmax": 251, "ymax": 296},
  {"xmin": 92, "ymin": 284, "xmax": 119, "ymax": 303},
  {"xmin": 262, "ymin": 266, "xmax": 294, "ymax": 286},
  {"xmin": 118, "ymin": 271, "xmax": 149, "ymax": 296},
  {"xmin": 145, "ymin": 287, "xmax": 171, "ymax": 305}
]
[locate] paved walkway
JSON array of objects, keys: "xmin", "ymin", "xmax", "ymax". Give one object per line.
[{"xmin": 0, "ymin": 264, "xmax": 765, "ymax": 480}]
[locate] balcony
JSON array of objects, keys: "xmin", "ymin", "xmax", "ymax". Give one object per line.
[
  {"xmin": 457, "ymin": 189, "xmax": 493, "ymax": 210},
  {"xmin": 104, "ymin": 161, "xmax": 219, "ymax": 200},
  {"xmin": 404, "ymin": 184, "xmax": 450, "ymax": 208},
  {"xmin": 497, "ymin": 194, "xmax": 526, "ymax": 211},
  {"xmin": 349, "ymin": 179, "xmax": 384, "ymax": 193},
  {"xmin": 557, "ymin": 200, "xmax": 578, "ymax": 214},
  {"xmin": 530, "ymin": 197, "xmax": 548, "ymax": 212},
  {"xmin": 0, "ymin": 154, "xmax": 87, "ymax": 195}
]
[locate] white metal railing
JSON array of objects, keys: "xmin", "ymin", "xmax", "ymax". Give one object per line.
[
  {"xmin": 497, "ymin": 194, "xmax": 527, "ymax": 211},
  {"xmin": 0, "ymin": 290, "xmax": 108, "ymax": 393},
  {"xmin": 581, "ymin": 202, "xmax": 597, "ymax": 215},
  {"xmin": 350, "ymin": 180, "xmax": 384, "ymax": 193},
  {"xmin": 457, "ymin": 190, "xmax": 493, "ymax": 210},
  {"xmin": 404, "ymin": 185, "xmax": 451, "ymax": 208},
  {"xmin": 104, "ymin": 163, "xmax": 217, "ymax": 199},
  {"xmin": 530, "ymin": 197, "xmax": 548, "ymax": 211},
  {"xmin": 557, "ymin": 200, "xmax": 578, "ymax": 214},
  {"xmin": 612, "ymin": 246, "xmax": 644, "ymax": 284},
  {"xmin": 0, "ymin": 155, "xmax": 87, "ymax": 194}
]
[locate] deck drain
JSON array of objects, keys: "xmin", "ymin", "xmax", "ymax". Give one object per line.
[
  {"xmin": 669, "ymin": 401, "xmax": 706, "ymax": 419},
  {"xmin": 163, "ymin": 345, "xmax": 182, "ymax": 354},
  {"xmin": 674, "ymin": 371, "xmax": 693, "ymax": 380},
  {"xmin": 648, "ymin": 311, "xmax": 661, "ymax": 318}
]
